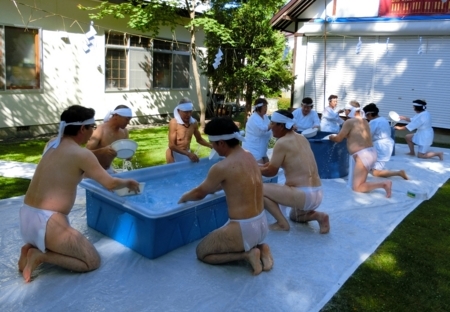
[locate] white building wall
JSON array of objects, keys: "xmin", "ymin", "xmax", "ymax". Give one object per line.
[
  {"xmin": 0, "ymin": 0, "xmax": 208, "ymax": 134},
  {"xmin": 289, "ymin": 0, "xmax": 450, "ymax": 129}
]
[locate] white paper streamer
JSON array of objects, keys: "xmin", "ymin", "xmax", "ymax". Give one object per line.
[
  {"xmin": 83, "ymin": 21, "xmax": 97, "ymax": 54},
  {"xmin": 355, "ymin": 37, "xmax": 362, "ymax": 54},
  {"xmin": 212, "ymin": 48, "xmax": 223, "ymax": 69},
  {"xmin": 418, "ymin": 37, "xmax": 423, "ymax": 55}
]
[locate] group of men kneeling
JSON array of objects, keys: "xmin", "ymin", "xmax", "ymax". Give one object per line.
[{"xmin": 23, "ymin": 98, "xmax": 428, "ymax": 280}]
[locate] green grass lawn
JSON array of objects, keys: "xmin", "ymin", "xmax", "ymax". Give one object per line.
[
  {"xmin": 1, "ymin": 120, "xmax": 450, "ymax": 310},
  {"xmin": 321, "ymin": 181, "xmax": 450, "ymax": 311}
]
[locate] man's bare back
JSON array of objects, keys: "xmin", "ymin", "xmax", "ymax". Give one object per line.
[
  {"xmin": 178, "ymin": 117, "xmax": 272, "ymax": 275},
  {"xmin": 211, "ymin": 148, "xmax": 264, "ymax": 219},
  {"xmin": 25, "ymin": 139, "xmax": 91, "ymax": 214},
  {"xmin": 261, "ymin": 110, "xmax": 329, "ymax": 233},
  {"xmin": 330, "ymin": 114, "xmax": 392, "ymax": 197},
  {"xmin": 19, "ymin": 105, "xmax": 140, "ymax": 282},
  {"xmin": 270, "ymin": 131, "xmax": 321, "ymax": 188},
  {"xmin": 340, "ymin": 118, "xmax": 373, "ymax": 154}
]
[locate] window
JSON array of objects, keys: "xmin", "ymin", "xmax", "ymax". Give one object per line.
[
  {"xmin": 0, "ymin": 26, "xmax": 41, "ymax": 91},
  {"xmin": 105, "ymin": 32, "xmax": 191, "ymax": 91}
]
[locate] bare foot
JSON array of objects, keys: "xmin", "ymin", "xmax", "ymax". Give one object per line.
[
  {"xmin": 269, "ymin": 222, "xmax": 290, "ymax": 231},
  {"xmin": 399, "ymin": 170, "xmax": 409, "ymax": 180},
  {"xmin": 406, "ymin": 152, "xmax": 415, "ymax": 156},
  {"xmin": 438, "ymin": 152, "xmax": 444, "ymax": 161},
  {"xmin": 318, "ymin": 213, "xmax": 330, "ymax": 234},
  {"xmin": 18, "ymin": 244, "xmax": 33, "ymax": 272},
  {"xmin": 383, "ymin": 180, "xmax": 392, "ymax": 198},
  {"xmin": 245, "ymin": 248, "xmax": 262, "ymax": 276},
  {"xmin": 257, "ymin": 244, "xmax": 273, "ymax": 271},
  {"xmin": 23, "ymin": 248, "xmax": 43, "ymax": 283}
]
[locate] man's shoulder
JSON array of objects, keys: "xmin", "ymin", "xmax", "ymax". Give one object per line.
[
  {"xmin": 274, "ymin": 133, "xmax": 295, "ymax": 149},
  {"xmin": 168, "ymin": 118, "xmax": 177, "ymax": 126}
]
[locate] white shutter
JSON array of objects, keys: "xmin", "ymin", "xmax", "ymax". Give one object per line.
[
  {"xmin": 373, "ymin": 36, "xmax": 450, "ymax": 129},
  {"xmin": 305, "ymin": 36, "xmax": 377, "ymax": 113},
  {"xmin": 304, "ymin": 35, "xmax": 450, "ymax": 129}
]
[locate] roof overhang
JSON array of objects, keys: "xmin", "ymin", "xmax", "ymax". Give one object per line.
[{"xmin": 271, "ymin": 0, "xmax": 317, "ymax": 33}]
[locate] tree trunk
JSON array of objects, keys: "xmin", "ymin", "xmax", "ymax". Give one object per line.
[
  {"xmin": 188, "ymin": 2, "xmax": 206, "ymax": 131},
  {"xmin": 244, "ymin": 86, "xmax": 254, "ymax": 126}
]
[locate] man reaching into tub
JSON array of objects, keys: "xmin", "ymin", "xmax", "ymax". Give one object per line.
[
  {"xmin": 260, "ymin": 110, "xmax": 330, "ymax": 233},
  {"xmin": 166, "ymin": 97, "xmax": 212, "ymax": 163},
  {"xmin": 329, "ymin": 105, "xmax": 392, "ymax": 197},
  {"xmin": 178, "ymin": 117, "xmax": 273, "ymax": 275},
  {"xmin": 19, "ymin": 105, "xmax": 140, "ymax": 282},
  {"xmin": 86, "ymin": 104, "xmax": 132, "ymax": 173}
]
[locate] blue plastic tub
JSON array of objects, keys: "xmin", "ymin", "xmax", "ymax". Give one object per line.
[
  {"xmin": 80, "ymin": 157, "xmax": 278, "ymax": 259},
  {"xmin": 300, "ymin": 131, "xmax": 349, "ymax": 179}
]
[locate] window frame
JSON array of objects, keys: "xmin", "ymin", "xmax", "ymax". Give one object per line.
[
  {"xmin": 0, "ymin": 24, "xmax": 43, "ymax": 92},
  {"xmin": 104, "ymin": 32, "xmax": 191, "ymax": 92}
]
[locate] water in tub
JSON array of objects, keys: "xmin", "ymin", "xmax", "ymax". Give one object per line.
[{"xmin": 124, "ymin": 163, "xmax": 214, "ymax": 213}]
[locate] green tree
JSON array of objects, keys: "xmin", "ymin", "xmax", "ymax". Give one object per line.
[
  {"xmin": 200, "ymin": 0, "xmax": 295, "ymax": 116},
  {"xmin": 79, "ymin": 0, "xmax": 233, "ymax": 129}
]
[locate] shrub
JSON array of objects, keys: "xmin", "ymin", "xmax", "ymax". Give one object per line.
[{"xmin": 277, "ymin": 98, "xmax": 291, "ymax": 110}]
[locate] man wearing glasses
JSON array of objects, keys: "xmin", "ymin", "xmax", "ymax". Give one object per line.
[{"xmin": 87, "ymin": 105, "xmax": 133, "ymax": 172}]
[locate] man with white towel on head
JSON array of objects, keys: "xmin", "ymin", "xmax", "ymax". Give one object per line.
[
  {"xmin": 260, "ymin": 109, "xmax": 330, "ymax": 233},
  {"xmin": 395, "ymin": 99, "xmax": 443, "ymax": 160},
  {"xmin": 292, "ymin": 97, "xmax": 320, "ymax": 132},
  {"xmin": 329, "ymin": 106, "xmax": 392, "ymax": 198},
  {"xmin": 178, "ymin": 117, "xmax": 273, "ymax": 275},
  {"xmin": 344, "ymin": 100, "xmax": 365, "ymax": 120},
  {"xmin": 166, "ymin": 97, "xmax": 212, "ymax": 163},
  {"xmin": 86, "ymin": 104, "xmax": 133, "ymax": 172},
  {"xmin": 19, "ymin": 105, "xmax": 139, "ymax": 283}
]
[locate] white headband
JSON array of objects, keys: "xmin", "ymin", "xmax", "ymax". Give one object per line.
[
  {"xmin": 174, "ymin": 102, "xmax": 196, "ymax": 125},
  {"xmin": 413, "ymin": 103, "xmax": 426, "ymax": 109},
  {"xmin": 252, "ymin": 103, "xmax": 264, "ymax": 111},
  {"xmin": 43, "ymin": 118, "xmax": 96, "ymax": 155},
  {"xmin": 270, "ymin": 112, "xmax": 295, "ymax": 129},
  {"xmin": 348, "ymin": 107, "xmax": 365, "ymax": 119},
  {"xmin": 345, "ymin": 103, "xmax": 353, "ymax": 110},
  {"xmin": 104, "ymin": 108, "xmax": 133, "ymax": 122},
  {"xmin": 208, "ymin": 132, "xmax": 246, "ymax": 142}
]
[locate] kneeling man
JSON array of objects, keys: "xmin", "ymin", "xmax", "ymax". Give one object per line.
[
  {"xmin": 260, "ymin": 110, "xmax": 330, "ymax": 233},
  {"xmin": 19, "ymin": 105, "xmax": 140, "ymax": 282},
  {"xmin": 178, "ymin": 117, "xmax": 273, "ymax": 275},
  {"xmin": 329, "ymin": 106, "xmax": 392, "ymax": 197}
]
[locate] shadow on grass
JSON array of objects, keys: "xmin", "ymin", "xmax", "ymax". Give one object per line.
[{"xmin": 321, "ymin": 180, "xmax": 450, "ymax": 311}]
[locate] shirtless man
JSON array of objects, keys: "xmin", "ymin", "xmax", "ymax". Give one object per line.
[
  {"xmin": 178, "ymin": 117, "xmax": 273, "ymax": 275},
  {"xmin": 18, "ymin": 105, "xmax": 140, "ymax": 282},
  {"xmin": 260, "ymin": 110, "xmax": 330, "ymax": 233},
  {"xmin": 86, "ymin": 105, "xmax": 132, "ymax": 172},
  {"xmin": 344, "ymin": 100, "xmax": 365, "ymax": 119},
  {"xmin": 329, "ymin": 107, "xmax": 392, "ymax": 197},
  {"xmin": 166, "ymin": 97, "xmax": 212, "ymax": 163}
]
